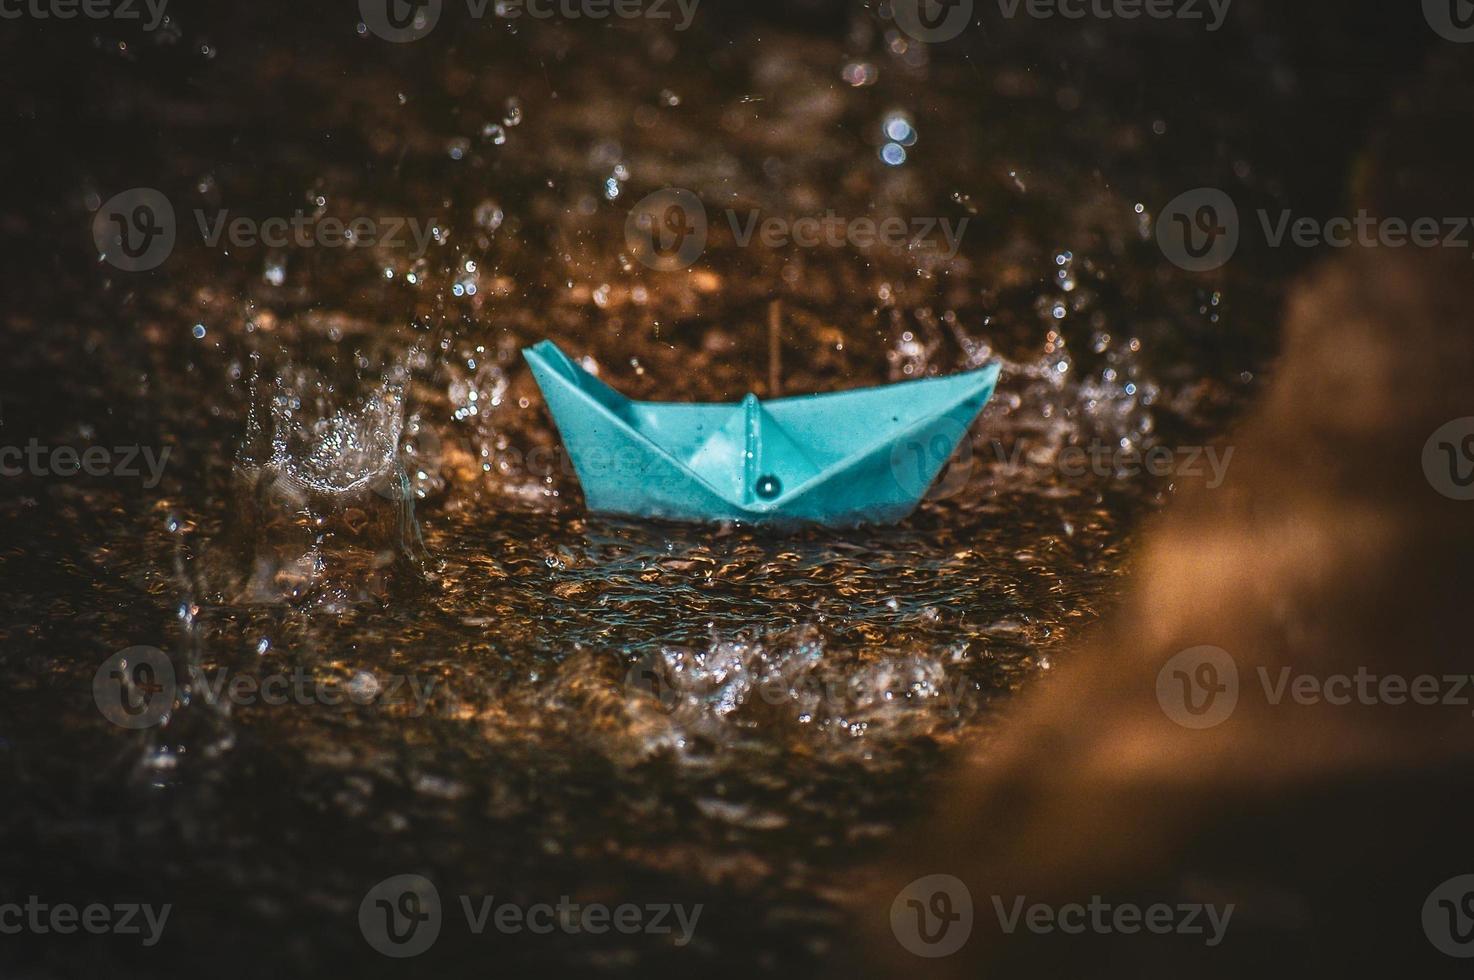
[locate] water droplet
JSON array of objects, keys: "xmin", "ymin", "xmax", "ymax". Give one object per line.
[
  {"xmin": 474, "ymin": 200, "xmax": 504, "ymax": 232},
  {"xmin": 842, "ymin": 61, "xmax": 877, "ymax": 87},
  {"xmin": 883, "ymin": 111, "xmax": 916, "ymax": 146}
]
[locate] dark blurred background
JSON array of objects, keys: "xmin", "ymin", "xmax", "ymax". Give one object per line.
[{"xmin": 2, "ymin": 1, "xmax": 1471, "ymax": 978}]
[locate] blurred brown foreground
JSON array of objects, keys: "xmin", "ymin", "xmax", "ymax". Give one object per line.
[{"xmin": 857, "ymin": 45, "xmax": 1474, "ymax": 979}]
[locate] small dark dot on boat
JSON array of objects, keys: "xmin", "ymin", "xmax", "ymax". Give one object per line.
[{"xmin": 756, "ymin": 474, "xmax": 782, "ymax": 500}]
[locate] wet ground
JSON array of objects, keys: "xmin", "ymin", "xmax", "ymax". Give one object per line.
[{"xmin": 0, "ymin": 1, "xmax": 1434, "ymax": 976}]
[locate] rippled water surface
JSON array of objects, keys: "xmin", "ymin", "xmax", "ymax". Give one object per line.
[{"xmin": 0, "ymin": 6, "xmax": 1303, "ymax": 975}]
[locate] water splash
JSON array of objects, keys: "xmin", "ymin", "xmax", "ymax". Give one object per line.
[
  {"xmin": 533, "ymin": 625, "xmax": 973, "ymax": 769},
  {"xmin": 212, "ymin": 356, "xmax": 430, "ymax": 607}
]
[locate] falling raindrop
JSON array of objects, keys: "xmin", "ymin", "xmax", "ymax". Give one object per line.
[
  {"xmin": 473, "ymin": 200, "xmax": 504, "ymax": 232},
  {"xmin": 842, "ymin": 61, "xmax": 878, "ymax": 87},
  {"xmin": 883, "ymin": 111, "xmax": 917, "ymax": 146}
]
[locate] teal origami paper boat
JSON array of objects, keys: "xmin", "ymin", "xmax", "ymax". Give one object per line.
[{"xmin": 523, "ymin": 340, "xmax": 1000, "ymax": 527}]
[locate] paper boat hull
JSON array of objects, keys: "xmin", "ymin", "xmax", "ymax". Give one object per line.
[{"xmin": 524, "ymin": 341, "xmax": 1000, "ymax": 528}]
